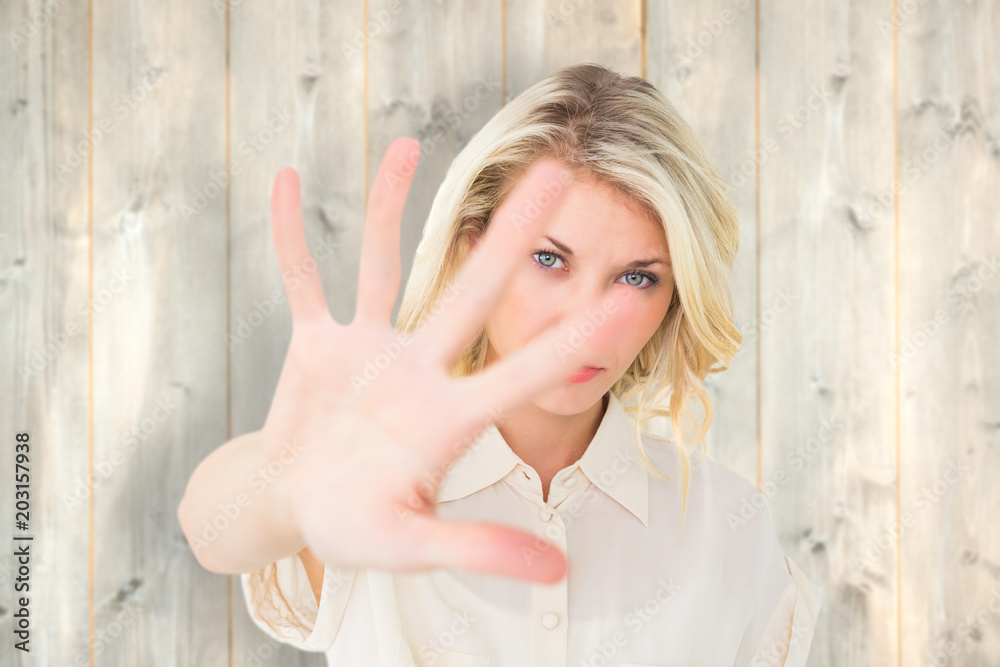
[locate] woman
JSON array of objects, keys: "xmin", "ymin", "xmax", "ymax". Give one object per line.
[{"xmin": 178, "ymin": 63, "xmax": 822, "ymax": 666}]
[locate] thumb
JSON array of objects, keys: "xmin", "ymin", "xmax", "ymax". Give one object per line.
[{"xmin": 408, "ymin": 515, "xmax": 568, "ymax": 584}]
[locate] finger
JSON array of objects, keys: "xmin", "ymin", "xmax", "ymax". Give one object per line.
[
  {"xmin": 459, "ymin": 290, "xmax": 641, "ymax": 418},
  {"xmin": 270, "ymin": 167, "xmax": 330, "ymax": 324},
  {"xmin": 353, "ymin": 137, "xmax": 420, "ymax": 325},
  {"xmin": 408, "ymin": 514, "xmax": 568, "ymax": 583},
  {"xmin": 412, "ymin": 158, "xmax": 575, "ymax": 367}
]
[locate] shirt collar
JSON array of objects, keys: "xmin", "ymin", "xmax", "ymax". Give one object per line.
[{"xmin": 437, "ymin": 391, "xmax": 649, "ymax": 527}]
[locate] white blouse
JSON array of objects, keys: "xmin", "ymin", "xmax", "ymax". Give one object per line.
[{"xmin": 241, "ymin": 390, "xmax": 823, "ymax": 667}]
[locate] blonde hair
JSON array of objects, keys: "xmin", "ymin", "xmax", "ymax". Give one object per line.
[{"xmin": 396, "ymin": 63, "xmax": 741, "ymax": 520}]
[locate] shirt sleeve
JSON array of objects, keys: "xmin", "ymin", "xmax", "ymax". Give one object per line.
[
  {"xmin": 749, "ymin": 555, "xmax": 823, "ymax": 666},
  {"xmin": 722, "ymin": 469, "xmax": 824, "ymax": 667},
  {"xmin": 240, "ymin": 552, "xmax": 358, "ymax": 653}
]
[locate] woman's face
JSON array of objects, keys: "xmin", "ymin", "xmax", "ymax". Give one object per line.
[{"xmin": 477, "ymin": 166, "xmax": 675, "ymax": 416}]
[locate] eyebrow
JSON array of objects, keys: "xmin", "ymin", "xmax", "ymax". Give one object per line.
[{"xmin": 543, "ymin": 235, "xmax": 671, "ymax": 269}]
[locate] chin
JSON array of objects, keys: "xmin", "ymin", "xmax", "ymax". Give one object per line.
[{"xmin": 530, "ymin": 380, "xmax": 610, "ymax": 416}]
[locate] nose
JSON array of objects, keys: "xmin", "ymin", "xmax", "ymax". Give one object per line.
[{"xmin": 553, "ymin": 278, "xmax": 620, "ymax": 334}]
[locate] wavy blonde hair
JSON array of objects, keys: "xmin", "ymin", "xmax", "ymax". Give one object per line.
[{"xmin": 395, "ymin": 63, "xmax": 741, "ymax": 520}]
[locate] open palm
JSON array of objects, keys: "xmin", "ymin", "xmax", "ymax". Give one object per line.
[{"xmin": 261, "ymin": 137, "xmax": 639, "ymax": 584}]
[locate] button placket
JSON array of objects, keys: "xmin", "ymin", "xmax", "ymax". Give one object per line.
[
  {"xmin": 546, "ymin": 469, "xmax": 586, "ymax": 511},
  {"xmin": 530, "ymin": 513, "xmax": 568, "ymax": 666},
  {"xmin": 516, "ymin": 465, "xmax": 543, "ymax": 501}
]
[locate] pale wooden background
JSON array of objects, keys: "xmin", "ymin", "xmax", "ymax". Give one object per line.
[{"xmin": 2, "ymin": 0, "xmax": 998, "ymax": 665}]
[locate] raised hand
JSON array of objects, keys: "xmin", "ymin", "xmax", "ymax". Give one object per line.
[{"xmin": 261, "ymin": 137, "xmax": 639, "ymax": 583}]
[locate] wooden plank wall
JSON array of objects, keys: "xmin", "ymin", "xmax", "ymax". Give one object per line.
[{"xmin": 1, "ymin": 0, "xmax": 996, "ymax": 665}]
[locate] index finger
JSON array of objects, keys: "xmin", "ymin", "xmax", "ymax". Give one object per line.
[
  {"xmin": 412, "ymin": 158, "xmax": 574, "ymax": 366},
  {"xmin": 270, "ymin": 167, "xmax": 330, "ymax": 324}
]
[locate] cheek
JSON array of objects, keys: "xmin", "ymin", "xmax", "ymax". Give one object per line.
[{"xmin": 613, "ymin": 289, "xmax": 672, "ymax": 366}]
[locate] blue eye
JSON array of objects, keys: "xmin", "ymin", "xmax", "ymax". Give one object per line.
[
  {"xmin": 620, "ymin": 272, "xmax": 658, "ymax": 289},
  {"xmin": 531, "ymin": 248, "xmax": 661, "ymax": 290},
  {"xmin": 533, "ymin": 250, "xmax": 564, "ymax": 270}
]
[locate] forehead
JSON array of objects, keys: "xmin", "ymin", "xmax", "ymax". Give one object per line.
[{"xmin": 543, "ymin": 172, "xmax": 667, "ymax": 250}]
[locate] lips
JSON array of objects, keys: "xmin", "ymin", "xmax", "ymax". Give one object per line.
[{"xmin": 567, "ymin": 365, "xmax": 604, "ymax": 383}]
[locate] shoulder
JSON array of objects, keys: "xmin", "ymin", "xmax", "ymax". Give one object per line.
[
  {"xmin": 637, "ymin": 430, "xmax": 822, "ymax": 661},
  {"xmin": 638, "ymin": 430, "xmax": 789, "ymax": 574},
  {"xmin": 638, "ymin": 429, "xmax": 770, "ymax": 527}
]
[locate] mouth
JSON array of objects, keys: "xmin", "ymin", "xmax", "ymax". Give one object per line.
[{"xmin": 567, "ymin": 365, "xmax": 605, "ymax": 383}]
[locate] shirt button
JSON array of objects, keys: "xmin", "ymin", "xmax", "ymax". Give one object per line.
[
  {"xmin": 541, "ymin": 612, "xmax": 560, "ymax": 629},
  {"xmin": 563, "ymin": 477, "xmax": 578, "ymax": 487},
  {"xmin": 539, "ymin": 509, "xmax": 553, "ymax": 522}
]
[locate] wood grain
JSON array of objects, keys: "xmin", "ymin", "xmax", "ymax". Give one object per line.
[
  {"xmin": 90, "ymin": 0, "xmax": 229, "ymax": 664},
  {"xmin": 1, "ymin": 1, "xmax": 997, "ymax": 665}
]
